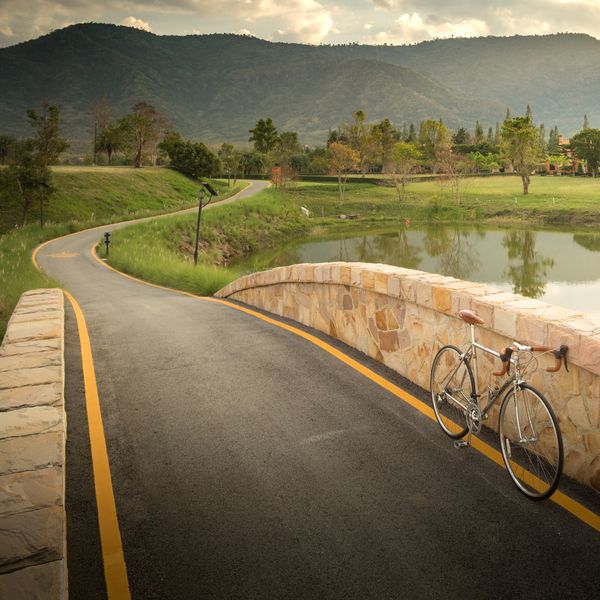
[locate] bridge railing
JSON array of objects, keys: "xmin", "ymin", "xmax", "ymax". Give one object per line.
[{"xmin": 217, "ymin": 262, "xmax": 600, "ymax": 493}]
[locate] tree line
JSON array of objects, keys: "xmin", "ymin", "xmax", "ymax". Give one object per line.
[{"xmin": 2, "ymin": 98, "xmax": 600, "ymax": 227}]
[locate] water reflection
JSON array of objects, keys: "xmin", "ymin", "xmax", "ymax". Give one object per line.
[
  {"xmin": 232, "ymin": 223, "xmax": 600, "ymax": 321},
  {"xmin": 573, "ymin": 233, "xmax": 600, "ymax": 252},
  {"xmin": 501, "ymin": 231, "xmax": 554, "ymax": 298},
  {"xmin": 424, "ymin": 224, "xmax": 481, "ymax": 281}
]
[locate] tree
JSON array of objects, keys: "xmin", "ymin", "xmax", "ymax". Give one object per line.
[
  {"xmin": 270, "ymin": 131, "xmax": 301, "ymax": 188},
  {"xmin": 2, "ymin": 139, "xmax": 52, "ymax": 227},
  {"xmin": 96, "ymin": 119, "xmax": 129, "ymax": 165},
  {"xmin": 526, "ymin": 104, "xmax": 533, "ymax": 119},
  {"xmin": 501, "ymin": 116, "xmax": 541, "ymax": 195},
  {"xmin": 328, "ymin": 142, "xmax": 359, "ymax": 203},
  {"xmin": 345, "ymin": 110, "xmax": 377, "ymax": 175},
  {"xmin": 538, "ymin": 123, "xmax": 546, "ymax": 155},
  {"xmin": 452, "ymin": 127, "xmax": 470, "ymax": 145},
  {"xmin": 390, "ymin": 141, "xmax": 421, "ymax": 201},
  {"xmin": 547, "ymin": 126, "xmax": 560, "ymax": 154},
  {"xmin": 473, "ymin": 120, "xmax": 484, "ymax": 144},
  {"xmin": 218, "ymin": 143, "xmax": 243, "ymax": 186},
  {"xmin": 418, "ymin": 119, "xmax": 451, "ymax": 167},
  {"xmin": 158, "ymin": 130, "xmax": 183, "ymax": 160},
  {"xmin": 371, "ymin": 118, "xmax": 397, "ymax": 171},
  {"xmin": 91, "ymin": 95, "xmax": 112, "ymax": 165},
  {"xmin": 26, "ymin": 104, "xmax": 69, "ymax": 168},
  {"xmin": 0, "ymin": 135, "xmax": 16, "ymax": 165},
  {"xmin": 249, "ymin": 118, "xmax": 278, "ymax": 153},
  {"xmin": 125, "ymin": 102, "xmax": 169, "ymax": 167},
  {"xmin": 25, "ymin": 104, "xmax": 67, "ymax": 226},
  {"xmin": 165, "ymin": 140, "xmax": 221, "ymax": 180},
  {"xmin": 239, "ymin": 150, "xmax": 267, "ymax": 176},
  {"xmin": 570, "ymin": 128, "xmax": 600, "ymax": 177}
]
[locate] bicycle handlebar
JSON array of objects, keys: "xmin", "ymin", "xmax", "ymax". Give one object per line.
[{"xmin": 493, "ymin": 344, "xmax": 569, "ymax": 376}]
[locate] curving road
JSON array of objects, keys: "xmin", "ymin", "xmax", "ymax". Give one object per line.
[{"xmin": 36, "ymin": 180, "xmax": 600, "ymax": 599}]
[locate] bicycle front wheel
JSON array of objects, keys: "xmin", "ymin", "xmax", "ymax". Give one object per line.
[
  {"xmin": 499, "ymin": 384, "xmax": 563, "ymax": 500},
  {"xmin": 430, "ymin": 345, "xmax": 474, "ymax": 439}
]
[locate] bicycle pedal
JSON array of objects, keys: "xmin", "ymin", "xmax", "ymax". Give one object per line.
[{"xmin": 453, "ymin": 440, "xmax": 470, "ymax": 449}]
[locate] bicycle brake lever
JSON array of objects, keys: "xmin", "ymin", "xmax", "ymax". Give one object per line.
[
  {"xmin": 550, "ymin": 344, "xmax": 569, "ymax": 372},
  {"xmin": 560, "ymin": 344, "xmax": 569, "ymax": 372}
]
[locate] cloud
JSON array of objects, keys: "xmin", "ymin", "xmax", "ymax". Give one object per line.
[
  {"xmin": 371, "ymin": 11, "xmax": 488, "ymax": 44},
  {"xmin": 0, "ymin": 0, "xmax": 336, "ymax": 46},
  {"xmin": 121, "ymin": 16, "xmax": 152, "ymax": 31},
  {"xmin": 1, "ymin": 0, "xmax": 600, "ymax": 48}
]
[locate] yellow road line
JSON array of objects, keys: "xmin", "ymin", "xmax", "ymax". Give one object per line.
[
  {"xmin": 88, "ymin": 246, "xmax": 600, "ymax": 534},
  {"xmin": 64, "ymin": 290, "xmax": 131, "ymax": 599}
]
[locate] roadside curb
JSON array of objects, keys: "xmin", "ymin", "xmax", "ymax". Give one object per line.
[{"xmin": 0, "ymin": 289, "xmax": 66, "ymax": 599}]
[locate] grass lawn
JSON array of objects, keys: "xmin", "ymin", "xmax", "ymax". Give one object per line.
[
  {"xmin": 0, "ymin": 167, "xmax": 245, "ymax": 339},
  {"xmin": 290, "ymin": 175, "xmax": 600, "ymax": 227}
]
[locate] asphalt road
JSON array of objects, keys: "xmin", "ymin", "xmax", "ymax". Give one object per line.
[{"xmin": 36, "ymin": 180, "xmax": 600, "ymax": 599}]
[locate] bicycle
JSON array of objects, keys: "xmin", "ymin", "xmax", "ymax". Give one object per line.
[{"xmin": 429, "ymin": 309, "xmax": 569, "ymax": 500}]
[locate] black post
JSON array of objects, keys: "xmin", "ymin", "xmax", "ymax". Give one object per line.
[
  {"xmin": 193, "ymin": 183, "xmax": 217, "ymax": 267},
  {"xmin": 193, "ymin": 192, "xmax": 203, "ymax": 267}
]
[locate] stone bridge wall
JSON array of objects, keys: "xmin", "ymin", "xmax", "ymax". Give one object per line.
[
  {"xmin": 216, "ymin": 262, "xmax": 600, "ymax": 492},
  {"xmin": 0, "ymin": 289, "xmax": 66, "ymax": 599}
]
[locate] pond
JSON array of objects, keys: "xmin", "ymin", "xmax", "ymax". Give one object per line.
[{"xmin": 234, "ymin": 224, "xmax": 600, "ymax": 324}]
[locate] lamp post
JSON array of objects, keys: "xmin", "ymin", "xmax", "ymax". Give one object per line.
[{"xmin": 193, "ymin": 182, "xmax": 217, "ymax": 266}]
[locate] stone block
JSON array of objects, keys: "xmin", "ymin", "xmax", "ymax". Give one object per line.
[
  {"xmin": 0, "ymin": 338, "xmax": 62, "ymax": 357},
  {"xmin": 0, "ymin": 366, "xmax": 62, "ymax": 391},
  {"xmin": 0, "ymin": 507, "xmax": 63, "ymax": 573},
  {"xmin": 0, "ymin": 382, "xmax": 62, "ymax": 411},
  {"xmin": 0, "ymin": 350, "xmax": 62, "ymax": 373},
  {"xmin": 0, "ymin": 560, "xmax": 63, "ymax": 600},
  {"xmin": 589, "ymin": 455, "xmax": 600, "ymax": 492},
  {"xmin": 583, "ymin": 431, "xmax": 600, "ymax": 455},
  {"xmin": 2, "ymin": 320, "xmax": 62, "ymax": 345},
  {"xmin": 379, "ymin": 330, "xmax": 399, "ymax": 352},
  {"xmin": 515, "ymin": 314, "xmax": 547, "ymax": 346},
  {"xmin": 494, "ymin": 307, "xmax": 517, "ymax": 339},
  {"xmin": 432, "ymin": 286, "xmax": 451, "ymax": 314},
  {"xmin": 361, "ymin": 270, "xmax": 374, "ymax": 290},
  {"xmin": 0, "ymin": 406, "xmax": 63, "ymax": 440},
  {"xmin": 569, "ymin": 335, "xmax": 600, "ymax": 376},
  {"xmin": 0, "ymin": 467, "xmax": 62, "ymax": 517},
  {"xmin": 374, "ymin": 272, "xmax": 388, "ymax": 295},
  {"xmin": 563, "ymin": 450, "xmax": 587, "ymax": 482},
  {"xmin": 0, "ymin": 432, "xmax": 63, "ymax": 475}
]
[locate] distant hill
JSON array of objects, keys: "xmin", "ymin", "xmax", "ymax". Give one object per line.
[{"xmin": 1, "ymin": 24, "xmax": 598, "ymax": 152}]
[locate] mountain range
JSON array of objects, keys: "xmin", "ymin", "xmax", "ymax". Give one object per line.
[{"xmin": 1, "ymin": 24, "xmax": 598, "ymax": 152}]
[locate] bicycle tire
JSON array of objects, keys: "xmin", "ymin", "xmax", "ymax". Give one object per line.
[
  {"xmin": 499, "ymin": 383, "xmax": 563, "ymax": 500},
  {"xmin": 430, "ymin": 345, "xmax": 475, "ymax": 439}
]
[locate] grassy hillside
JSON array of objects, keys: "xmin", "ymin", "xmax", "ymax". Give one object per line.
[
  {"xmin": 105, "ymin": 187, "xmax": 310, "ymax": 295},
  {"xmin": 0, "ymin": 167, "xmax": 244, "ymax": 339},
  {"xmin": 0, "ymin": 166, "xmax": 211, "ymax": 233}
]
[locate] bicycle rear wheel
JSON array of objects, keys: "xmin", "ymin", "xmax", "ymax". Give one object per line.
[
  {"xmin": 430, "ymin": 345, "xmax": 474, "ymax": 439},
  {"xmin": 499, "ymin": 383, "xmax": 563, "ymax": 500}
]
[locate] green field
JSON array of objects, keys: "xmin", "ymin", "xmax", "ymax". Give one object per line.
[
  {"xmin": 0, "ymin": 167, "xmax": 245, "ymax": 339},
  {"xmin": 3, "ymin": 171, "xmax": 600, "ymax": 339},
  {"xmin": 291, "ymin": 175, "xmax": 600, "ymax": 227}
]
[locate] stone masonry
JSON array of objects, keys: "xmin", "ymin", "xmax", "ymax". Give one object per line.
[
  {"xmin": 216, "ymin": 262, "xmax": 600, "ymax": 493},
  {"xmin": 0, "ymin": 289, "xmax": 66, "ymax": 599}
]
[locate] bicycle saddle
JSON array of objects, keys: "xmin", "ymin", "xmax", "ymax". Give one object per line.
[{"xmin": 459, "ymin": 309, "xmax": 485, "ymax": 325}]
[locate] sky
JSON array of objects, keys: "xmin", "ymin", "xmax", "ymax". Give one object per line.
[{"xmin": 1, "ymin": 0, "xmax": 600, "ymax": 48}]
